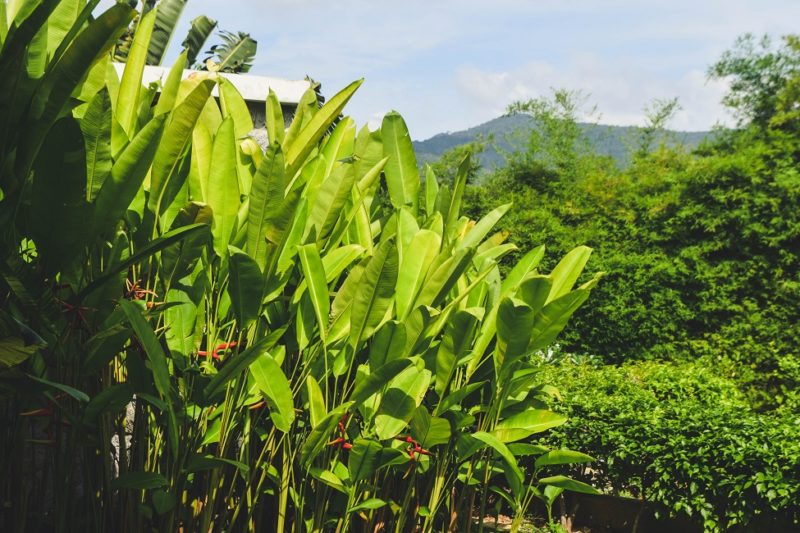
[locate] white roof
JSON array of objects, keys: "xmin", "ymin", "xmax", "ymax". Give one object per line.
[{"xmin": 112, "ymin": 63, "xmax": 311, "ymax": 104}]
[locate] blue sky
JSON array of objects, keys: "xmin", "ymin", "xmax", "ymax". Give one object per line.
[{"xmin": 99, "ymin": 0, "xmax": 800, "ymax": 139}]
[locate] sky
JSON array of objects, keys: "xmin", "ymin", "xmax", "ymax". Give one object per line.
[{"xmin": 98, "ymin": 0, "xmax": 800, "ymax": 140}]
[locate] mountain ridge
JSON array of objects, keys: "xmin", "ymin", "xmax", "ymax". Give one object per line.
[{"xmin": 413, "ymin": 114, "xmax": 711, "ymax": 170}]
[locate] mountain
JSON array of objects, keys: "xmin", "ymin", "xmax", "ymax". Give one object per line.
[{"xmin": 413, "ymin": 114, "xmax": 711, "ymax": 171}]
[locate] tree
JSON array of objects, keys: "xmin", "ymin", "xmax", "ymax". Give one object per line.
[
  {"xmin": 634, "ymin": 97, "xmax": 681, "ymax": 159},
  {"xmin": 426, "ymin": 135, "xmax": 488, "ymax": 186},
  {"xmin": 709, "ymin": 33, "xmax": 800, "ymax": 128},
  {"xmin": 504, "ymin": 89, "xmax": 599, "ymax": 184}
]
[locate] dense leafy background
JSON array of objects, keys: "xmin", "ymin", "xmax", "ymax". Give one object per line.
[{"xmin": 441, "ymin": 33, "xmax": 800, "ymax": 531}]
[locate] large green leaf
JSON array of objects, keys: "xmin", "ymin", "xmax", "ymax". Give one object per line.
[
  {"xmin": 164, "ymin": 281, "xmax": 201, "ymax": 359},
  {"xmin": 413, "ymin": 248, "xmax": 474, "ymax": 310},
  {"xmin": 309, "ymin": 163, "xmax": 356, "ymax": 244},
  {"xmin": 310, "ymin": 468, "xmax": 349, "ymax": 495},
  {"xmin": 495, "ymin": 297, "xmax": 535, "ymax": 370},
  {"xmin": 350, "ymin": 358, "xmax": 412, "ymax": 406},
  {"xmin": 83, "ymin": 383, "xmax": 134, "ymax": 423},
  {"xmin": 181, "ymin": 15, "xmax": 216, "ymax": 66},
  {"xmin": 472, "ymin": 431, "xmax": 524, "ymax": 498},
  {"xmin": 206, "ymin": 30, "xmax": 256, "ymax": 73},
  {"xmin": 500, "ymin": 245, "xmax": 545, "ymax": 296},
  {"xmin": 305, "ymin": 375, "xmax": 326, "ymax": 428},
  {"xmin": 80, "ymin": 224, "xmax": 206, "ymax": 299},
  {"xmin": 275, "ymin": 198, "xmax": 308, "ymax": 274},
  {"xmin": 227, "ymin": 245, "xmax": 263, "ymax": 326},
  {"xmin": 265, "ymin": 88, "xmax": 284, "ymax": 145},
  {"xmin": 48, "ymin": 0, "xmax": 104, "ymax": 65},
  {"xmin": 284, "ymin": 79, "xmax": 363, "ymax": 175},
  {"xmin": 320, "ymin": 117, "xmax": 355, "ymax": 177},
  {"xmin": 300, "ymin": 402, "xmax": 353, "ymax": 466},
  {"xmin": 0, "ymin": 1, "xmax": 57, "ymax": 86},
  {"xmin": 250, "ymin": 353, "xmax": 294, "ymax": 432},
  {"xmin": 395, "ymin": 229, "xmax": 440, "ymax": 320},
  {"xmin": 25, "ymin": 14, "xmax": 47, "ymax": 78},
  {"xmin": 528, "ymin": 287, "xmax": 595, "ymax": 352},
  {"xmin": 282, "ymin": 88, "xmax": 316, "ymax": 151},
  {"xmin": 538, "ymin": 475, "xmax": 599, "ymax": 495},
  {"xmin": 94, "ymin": 114, "xmax": 166, "ymax": 232},
  {"xmin": 28, "ymin": 374, "xmax": 90, "ymax": 402},
  {"xmin": 45, "ymin": 0, "xmax": 81, "ymax": 58},
  {"xmin": 149, "ymin": 78, "xmax": 216, "ymax": 216},
  {"xmin": 297, "ymin": 244, "xmax": 329, "ymax": 341},
  {"xmin": 29, "ymin": 117, "xmax": 91, "ymax": 273},
  {"xmin": 219, "ymin": 77, "xmax": 253, "ymax": 138},
  {"xmin": 204, "ymin": 116, "xmax": 240, "ymax": 257},
  {"xmin": 147, "ymin": 0, "xmax": 187, "ymax": 66},
  {"xmin": 435, "ymin": 382, "xmax": 485, "ymax": 416},
  {"xmin": 348, "ymin": 438, "xmax": 383, "ymax": 484},
  {"xmin": 518, "ymin": 275, "xmax": 552, "ymax": 315},
  {"xmin": 117, "ymin": 6, "xmax": 156, "ymax": 136},
  {"xmin": 410, "ymin": 406, "xmax": 451, "ymax": 448},
  {"xmin": 435, "ymin": 310, "xmax": 481, "ymax": 395},
  {"xmin": 311, "ymin": 245, "xmax": 365, "ymax": 286},
  {"xmin": 349, "ymin": 240, "xmax": 398, "ymax": 348},
  {"xmin": 490, "ymin": 409, "xmax": 567, "ymax": 443},
  {"xmin": 153, "ymin": 51, "xmax": 188, "ymax": 115},
  {"xmin": 546, "ymin": 246, "xmax": 592, "ymax": 304},
  {"xmin": 80, "ymin": 87, "xmax": 112, "ymax": 202},
  {"xmin": 0, "ymin": 337, "xmax": 37, "ymax": 368},
  {"xmin": 374, "ymin": 365, "xmax": 431, "ymax": 440},
  {"xmin": 202, "ymin": 326, "xmax": 286, "ymax": 401},
  {"xmin": 457, "ymin": 203, "xmax": 511, "ymax": 251},
  {"xmin": 187, "ymin": 123, "xmax": 212, "ymax": 201},
  {"xmin": 246, "ymin": 141, "xmax": 286, "ymax": 266},
  {"xmin": 381, "ymin": 111, "xmax": 420, "ymax": 212},
  {"xmin": 120, "ymin": 300, "xmax": 171, "ymax": 401},
  {"xmin": 535, "ymin": 450, "xmax": 594, "ymax": 468},
  {"xmin": 443, "ymin": 155, "xmax": 470, "ymax": 241},
  {"xmin": 16, "ymin": 4, "xmax": 134, "ymax": 176},
  {"xmin": 424, "ymin": 165, "xmax": 439, "ymax": 216},
  {"xmin": 161, "ymin": 201, "xmax": 212, "ymax": 281}
]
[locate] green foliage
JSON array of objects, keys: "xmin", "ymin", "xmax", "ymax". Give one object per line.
[
  {"xmin": 709, "ymin": 33, "xmax": 800, "ymax": 128},
  {"xmin": 541, "ymin": 360, "xmax": 800, "ymax": 532},
  {"xmin": 426, "ymin": 135, "xmax": 489, "ymax": 186},
  {"xmin": 0, "ymin": 5, "xmax": 598, "ymax": 531},
  {"xmin": 200, "ymin": 29, "xmax": 257, "ymax": 73},
  {"xmin": 461, "ymin": 57, "xmax": 800, "ymax": 395},
  {"xmin": 635, "ymin": 97, "xmax": 682, "ymax": 159},
  {"xmin": 505, "ymin": 89, "xmax": 599, "ymax": 183},
  {"xmin": 449, "ymin": 35, "xmax": 800, "ymax": 531},
  {"xmin": 114, "ymin": 1, "xmax": 249, "ymax": 73}
]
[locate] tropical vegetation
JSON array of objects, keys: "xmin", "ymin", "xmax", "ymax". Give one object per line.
[
  {"xmin": 0, "ymin": 1, "xmax": 601, "ymax": 532},
  {"xmin": 454, "ymin": 33, "xmax": 800, "ymax": 532}
]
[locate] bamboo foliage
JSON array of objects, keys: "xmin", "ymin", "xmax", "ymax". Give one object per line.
[{"xmin": 0, "ymin": 2, "xmax": 600, "ymax": 531}]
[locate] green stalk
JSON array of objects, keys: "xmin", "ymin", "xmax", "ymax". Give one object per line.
[
  {"xmin": 394, "ymin": 471, "xmax": 417, "ymax": 533},
  {"xmin": 277, "ymin": 438, "xmax": 291, "ymax": 533}
]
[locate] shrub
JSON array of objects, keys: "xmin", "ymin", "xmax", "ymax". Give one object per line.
[{"xmin": 541, "ymin": 360, "xmax": 800, "ymax": 531}]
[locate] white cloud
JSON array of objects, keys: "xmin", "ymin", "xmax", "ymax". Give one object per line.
[
  {"xmin": 455, "ymin": 57, "xmax": 735, "ymax": 132},
  {"xmin": 94, "ymin": 0, "xmax": 798, "ymax": 139}
]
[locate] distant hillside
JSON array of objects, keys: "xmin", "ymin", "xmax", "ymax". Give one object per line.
[{"xmin": 413, "ymin": 114, "xmax": 711, "ymax": 171}]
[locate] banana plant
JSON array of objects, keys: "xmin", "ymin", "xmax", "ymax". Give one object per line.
[
  {"xmin": 1, "ymin": 2, "xmax": 602, "ymax": 531},
  {"xmin": 114, "ymin": 1, "xmax": 254, "ymax": 73},
  {"xmin": 200, "ymin": 29, "xmax": 257, "ymax": 73}
]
